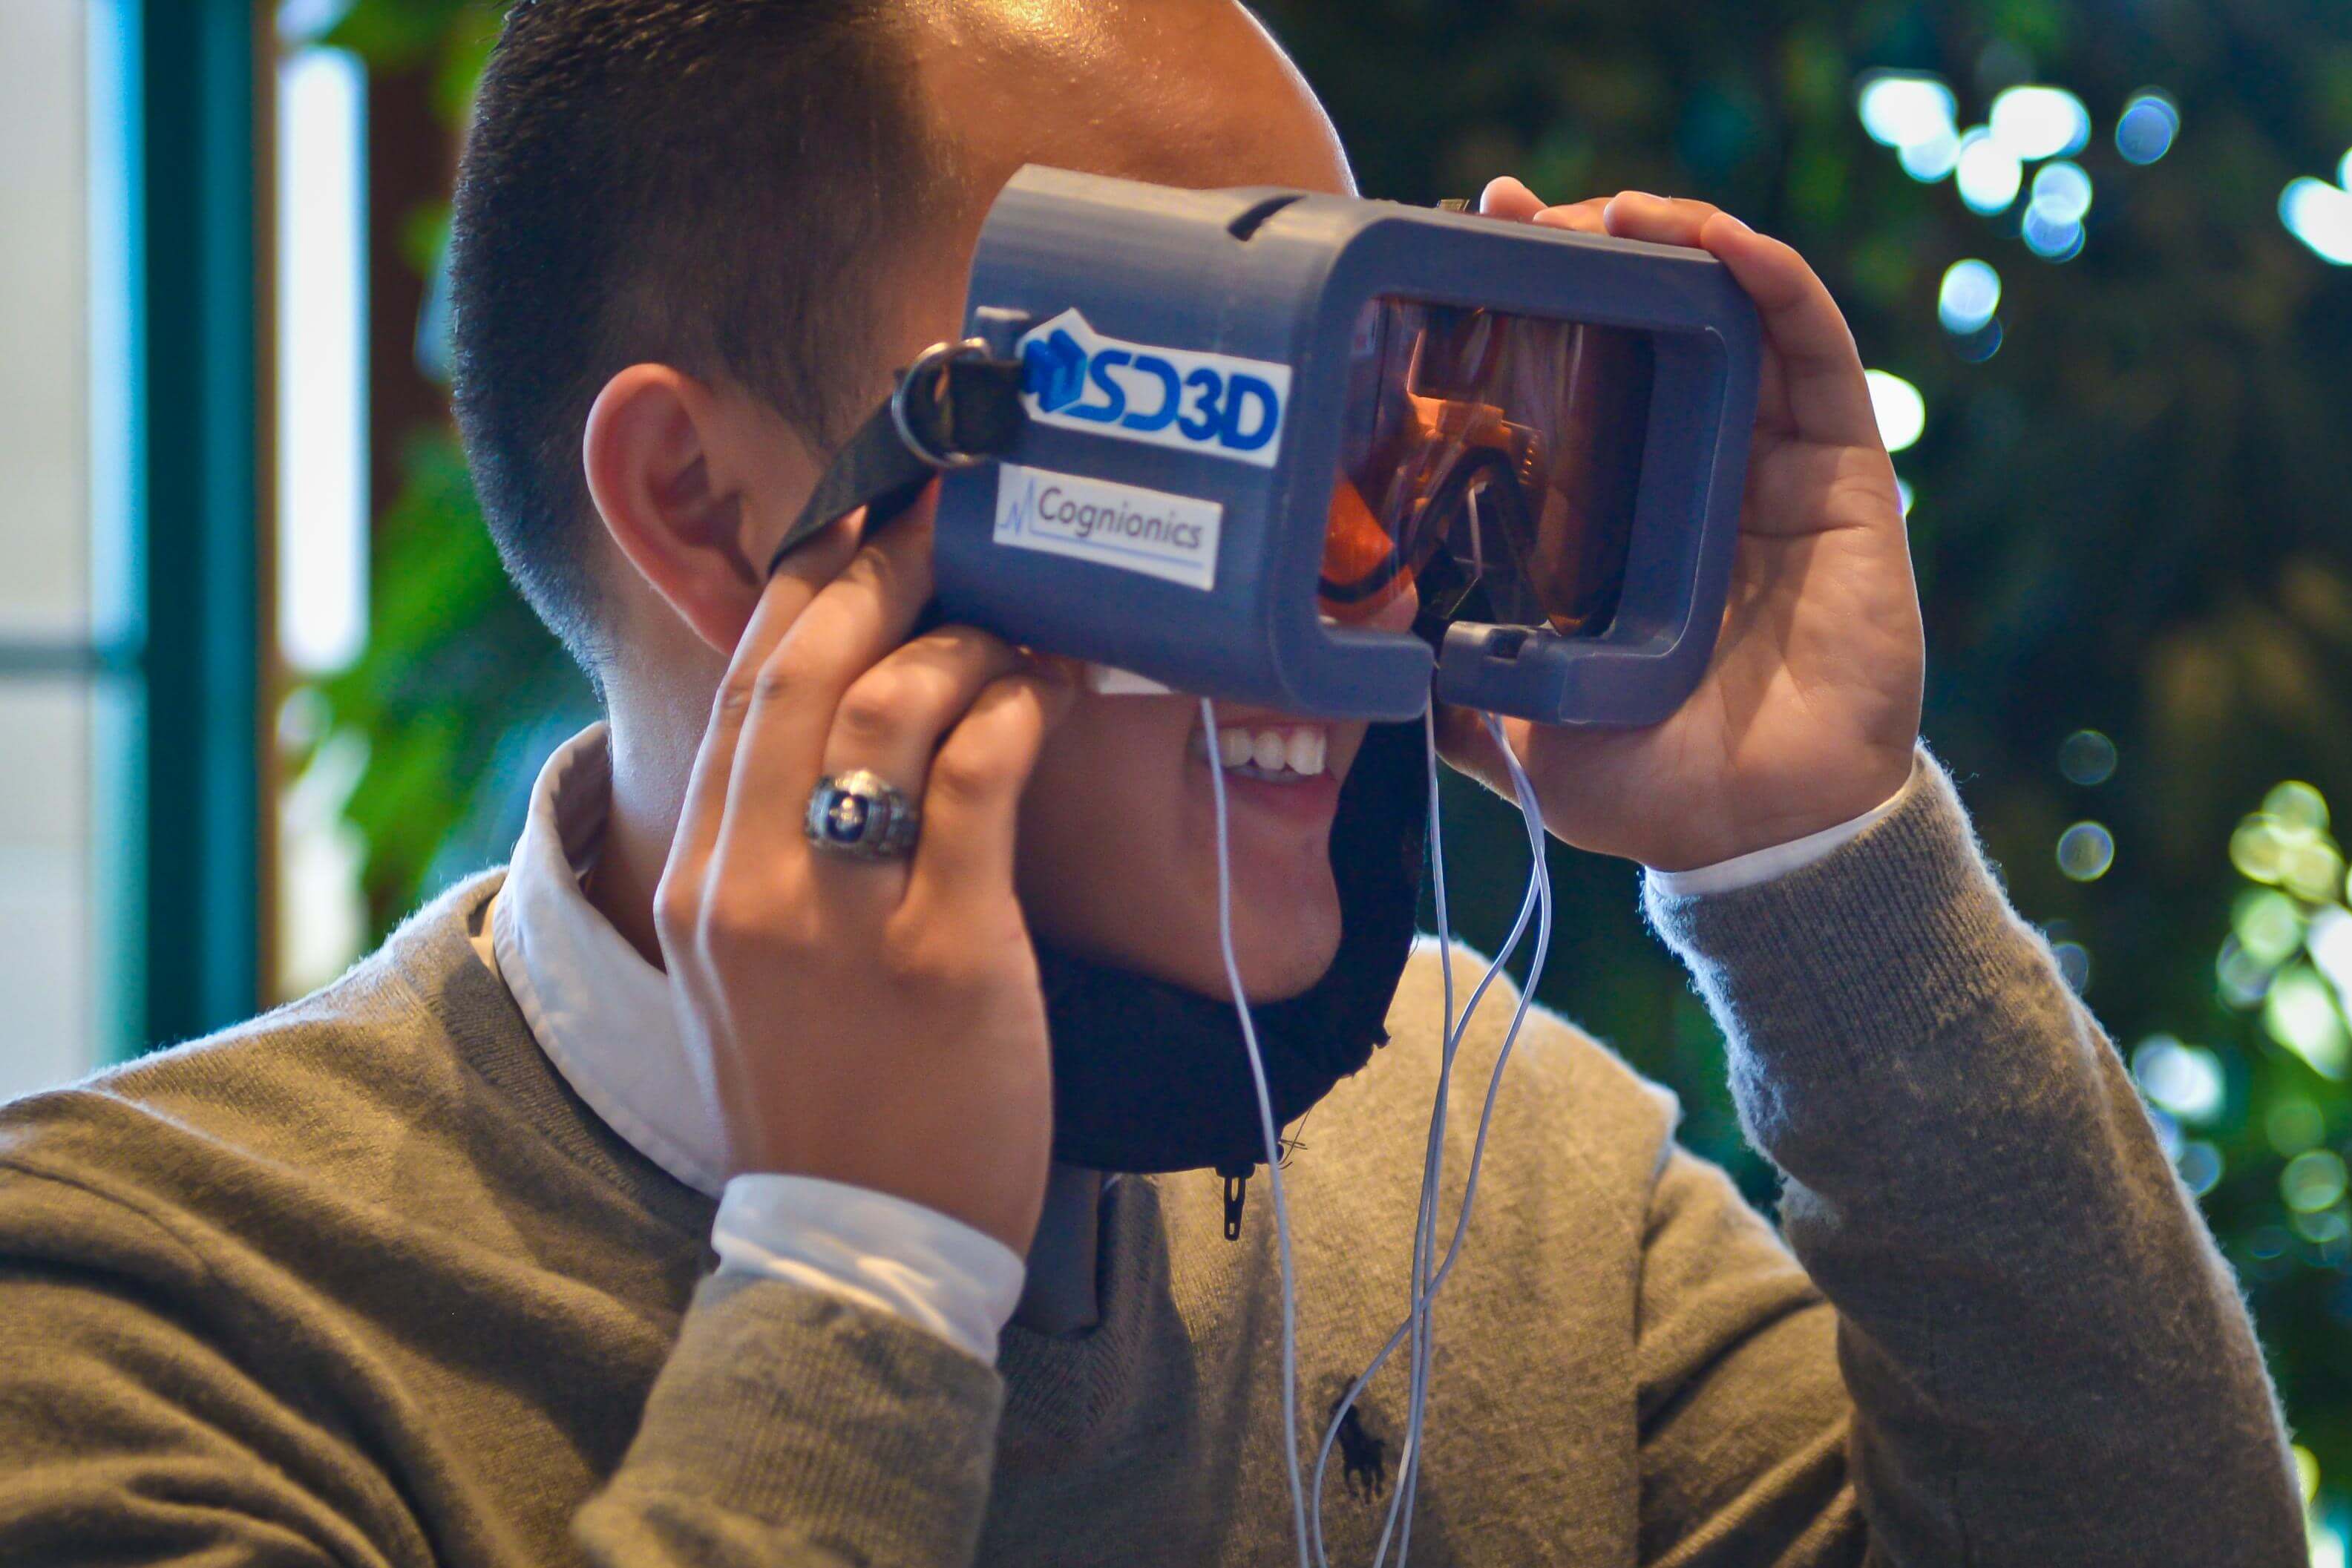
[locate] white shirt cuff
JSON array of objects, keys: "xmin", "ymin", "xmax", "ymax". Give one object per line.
[
  {"xmin": 712, "ymin": 1173, "xmax": 1026, "ymax": 1365},
  {"xmin": 1645, "ymin": 767, "xmax": 1919, "ymax": 898}
]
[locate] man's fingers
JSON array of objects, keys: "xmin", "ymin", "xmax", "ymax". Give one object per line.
[
  {"xmin": 1432, "ymin": 700, "xmax": 1515, "ymax": 795},
  {"xmin": 807, "ymin": 628, "xmax": 1029, "ymax": 905},
  {"xmin": 1533, "ymin": 198, "xmax": 1611, "ymax": 235},
  {"xmin": 1694, "ymin": 217, "xmax": 1882, "ymax": 450},
  {"xmin": 1479, "ymin": 175, "xmax": 1544, "ymax": 219},
  {"xmin": 714, "ymin": 494, "xmax": 942, "ymax": 865},
  {"xmin": 1599, "ymin": 191, "xmax": 1723, "ymax": 248},
  {"xmin": 1603, "ymin": 192, "xmax": 1881, "ymax": 453},
  {"xmin": 900, "ymin": 670, "xmax": 1075, "ymax": 925},
  {"xmin": 666, "ymin": 508, "xmax": 871, "ymax": 895},
  {"xmin": 822, "ymin": 628, "xmax": 1028, "ymax": 788}
]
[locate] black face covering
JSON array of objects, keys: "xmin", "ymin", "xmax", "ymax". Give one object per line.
[{"xmin": 1037, "ymin": 718, "xmax": 1429, "ymax": 1177}]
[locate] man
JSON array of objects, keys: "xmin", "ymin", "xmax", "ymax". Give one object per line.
[{"xmin": 0, "ymin": 0, "xmax": 2302, "ymax": 1563}]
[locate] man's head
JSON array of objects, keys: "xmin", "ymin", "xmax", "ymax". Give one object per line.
[{"xmin": 450, "ymin": 0, "xmax": 1370, "ymax": 997}]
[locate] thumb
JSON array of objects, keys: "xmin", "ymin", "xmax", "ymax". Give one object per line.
[{"xmin": 1432, "ymin": 702, "xmax": 1519, "ymax": 801}]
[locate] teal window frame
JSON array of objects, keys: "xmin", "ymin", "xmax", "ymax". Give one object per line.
[{"xmin": 77, "ymin": 0, "xmax": 262, "ymax": 1057}]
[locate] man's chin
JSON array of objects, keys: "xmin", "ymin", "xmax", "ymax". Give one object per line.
[{"xmin": 1026, "ymin": 896, "xmax": 1344, "ymax": 1007}]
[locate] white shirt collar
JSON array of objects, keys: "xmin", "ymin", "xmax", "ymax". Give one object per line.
[{"xmin": 475, "ymin": 723, "xmax": 736, "ymax": 1196}]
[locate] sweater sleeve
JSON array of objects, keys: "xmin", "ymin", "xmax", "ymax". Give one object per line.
[
  {"xmin": 0, "ymin": 1163, "xmax": 419, "ymax": 1567},
  {"xmin": 1637, "ymin": 749, "xmax": 2303, "ymax": 1565},
  {"xmin": 0, "ymin": 1155, "xmax": 1003, "ymax": 1568},
  {"xmin": 574, "ymin": 1270, "xmax": 1004, "ymax": 1568}
]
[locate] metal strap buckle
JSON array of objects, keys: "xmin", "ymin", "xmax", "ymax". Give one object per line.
[{"xmin": 889, "ymin": 338, "xmax": 1000, "ymax": 470}]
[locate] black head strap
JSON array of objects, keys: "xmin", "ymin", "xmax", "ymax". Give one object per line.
[{"xmin": 764, "ymin": 339, "xmax": 1026, "ymax": 578}]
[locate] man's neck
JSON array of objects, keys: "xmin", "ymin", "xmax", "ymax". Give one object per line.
[
  {"xmin": 583, "ymin": 718, "xmax": 679, "ymax": 974},
  {"xmin": 592, "ymin": 715, "xmax": 1105, "ymax": 1336}
]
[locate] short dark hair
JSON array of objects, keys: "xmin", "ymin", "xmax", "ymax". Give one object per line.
[{"xmin": 448, "ymin": 0, "xmax": 951, "ymax": 673}]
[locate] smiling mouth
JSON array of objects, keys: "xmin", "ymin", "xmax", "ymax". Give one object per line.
[{"xmin": 1187, "ymin": 720, "xmax": 1331, "ymax": 783}]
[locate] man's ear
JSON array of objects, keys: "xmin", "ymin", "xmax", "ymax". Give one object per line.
[{"xmin": 583, "ymin": 363, "xmax": 770, "ymax": 655}]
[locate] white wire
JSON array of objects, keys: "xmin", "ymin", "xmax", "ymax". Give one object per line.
[
  {"xmin": 1310, "ymin": 706, "xmax": 1456, "ymax": 1567},
  {"xmin": 1317, "ymin": 723, "xmax": 1530, "ymax": 1567},
  {"xmin": 1202, "ymin": 695, "xmax": 1312, "ymax": 1568},
  {"xmin": 1392, "ymin": 713, "xmax": 1553, "ymax": 1562},
  {"xmin": 1309, "ymin": 707, "xmax": 1556, "ymax": 1567}
]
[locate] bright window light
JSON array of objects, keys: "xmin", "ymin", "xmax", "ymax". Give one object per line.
[{"xmin": 275, "ymin": 46, "xmax": 368, "ymax": 674}]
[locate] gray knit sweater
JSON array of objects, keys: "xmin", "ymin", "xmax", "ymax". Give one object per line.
[{"xmin": 0, "ymin": 755, "xmax": 2302, "ymax": 1564}]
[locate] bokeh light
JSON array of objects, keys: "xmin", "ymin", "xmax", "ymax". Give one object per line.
[
  {"xmin": 1865, "ymin": 370, "xmax": 1926, "ymax": 451},
  {"xmin": 2270, "ymin": 781, "xmax": 2331, "ymax": 833},
  {"xmin": 2114, "ymin": 91, "xmax": 2180, "ymax": 165},
  {"xmin": 1857, "ymin": 73, "xmax": 1958, "ymax": 150},
  {"xmin": 2230, "ymin": 791, "xmax": 2342, "ymax": 902},
  {"xmin": 2233, "ymin": 819, "xmax": 2286, "ymax": 884},
  {"xmin": 2134, "ymin": 1034, "xmax": 2227, "ymax": 1123},
  {"xmin": 1989, "ymin": 85, "xmax": 2092, "ymax": 160},
  {"xmin": 2271, "ymin": 1098, "xmax": 2328, "ymax": 1156},
  {"xmin": 2031, "ymin": 160, "xmax": 2094, "ymax": 225},
  {"xmin": 1937, "ymin": 258, "xmax": 2001, "ymax": 334},
  {"xmin": 1948, "ymin": 318, "xmax": 2002, "ymax": 362},
  {"xmin": 2058, "ymin": 728, "xmax": 2117, "ymax": 785},
  {"xmin": 1899, "ymin": 129, "xmax": 1961, "ymax": 183},
  {"xmin": 2053, "ymin": 939, "xmax": 2091, "ymax": 991},
  {"xmin": 2178, "ymin": 1140, "xmax": 2224, "ymax": 1196},
  {"xmin": 2285, "ymin": 1149, "xmax": 2350, "ymax": 1213},
  {"xmin": 2267, "ymin": 967, "xmax": 2350, "ymax": 1079},
  {"xmin": 2284, "ymin": 177, "xmax": 2352, "ymax": 266},
  {"xmin": 2294, "ymin": 1208, "xmax": 2352, "ymax": 1253},
  {"xmin": 2237, "ymin": 889, "xmax": 2307, "ymax": 968},
  {"xmin": 2291, "ymin": 840, "xmax": 2352, "ymax": 906},
  {"xmin": 2310, "ymin": 908, "xmax": 2352, "ymax": 1001},
  {"xmin": 2219, "ymin": 936, "xmax": 2274, "ymax": 1009},
  {"xmin": 1894, "ymin": 476, "xmax": 1914, "ymax": 516},
  {"xmin": 2057, "ymin": 821, "xmax": 2115, "ymax": 880},
  {"xmin": 1955, "ymin": 127, "xmax": 2024, "ymax": 214},
  {"xmin": 2022, "ymin": 206, "xmax": 2086, "ymax": 260}
]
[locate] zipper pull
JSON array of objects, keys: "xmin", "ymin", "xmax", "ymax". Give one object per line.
[{"xmin": 1217, "ymin": 1162, "xmax": 1251, "ymax": 1241}]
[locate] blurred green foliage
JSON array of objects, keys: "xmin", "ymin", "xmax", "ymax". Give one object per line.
[{"xmin": 314, "ymin": 0, "xmax": 2352, "ymax": 1507}]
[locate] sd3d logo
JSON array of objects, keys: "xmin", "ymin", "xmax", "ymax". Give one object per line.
[{"xmin": 1015, "ymin": 309, "xmax": 1293, "ymax": 468}]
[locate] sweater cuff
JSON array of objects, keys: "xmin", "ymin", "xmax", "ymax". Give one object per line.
[
  {"xmin": 1640, "ymin": 747, "xmax": 2036, "ymax": 1065},
  {"xmin": 586, "ymin": 1270, "xmax": 1003, "ymax": 1564}
]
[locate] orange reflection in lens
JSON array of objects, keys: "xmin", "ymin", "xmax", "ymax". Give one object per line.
[{"xmin": 1317, "ymin": 477, "xmax": 1412, "ymax": 624}]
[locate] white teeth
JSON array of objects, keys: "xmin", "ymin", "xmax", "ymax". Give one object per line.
[{"xmin": 1202, "ymin": 724, "xmax": 1330, "ymax": 780}]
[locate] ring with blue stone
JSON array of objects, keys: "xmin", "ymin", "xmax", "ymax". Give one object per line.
[{"xmin": 803, "ymin": 769, "xmax": 920, "ymax": 860}]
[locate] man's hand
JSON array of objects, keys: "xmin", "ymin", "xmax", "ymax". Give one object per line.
[
  {"xmin": 655, "ymin": 495, "xmax": 1075, "ymax": 1256},
  {"xmin": 1441, "ymin": 180, "xmax": 1925, "ymax": 873}
]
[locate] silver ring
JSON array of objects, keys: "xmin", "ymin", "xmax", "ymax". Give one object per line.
[
  {"xmin": 805, "ymin": 770, "xmax": 921, "ymax": 860},
  {"xmin": 889, "ymin": 338, "xmax": 998, "ymax": 470}
]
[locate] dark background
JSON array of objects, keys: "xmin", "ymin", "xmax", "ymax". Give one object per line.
[{"xmin": 307, "ymin": 0, "xmax": 2352, "ymax": 1524}]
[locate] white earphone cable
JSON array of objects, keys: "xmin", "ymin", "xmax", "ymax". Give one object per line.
[
  {"xmin": 1311, "ymin": 706, "xmax": 1556, "ymax": 1567},
  {"xmin": 1389, "ymin": 712, "xmax": 1553, "ymax": 1562},
  {"xmin": 1202, "ymin": 695, "xmax": 1313, "ymax": 1568}
]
